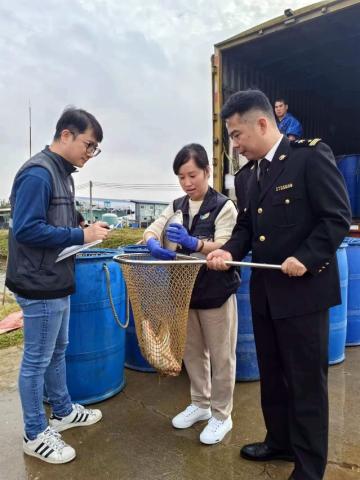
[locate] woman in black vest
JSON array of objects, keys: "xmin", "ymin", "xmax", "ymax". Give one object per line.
[{"xmin": 144, "ymin": 143, "xmax": 239, "ymax": 445}]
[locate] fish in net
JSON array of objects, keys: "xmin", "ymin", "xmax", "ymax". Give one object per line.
[{"xmin": 115, "ymin": 253, "xmax": 202, "ymax": 376}]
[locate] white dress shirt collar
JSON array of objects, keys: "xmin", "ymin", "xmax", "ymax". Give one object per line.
[{"xmin": 263, "ymin": 135, "xmax": 283, "ymax": 163}]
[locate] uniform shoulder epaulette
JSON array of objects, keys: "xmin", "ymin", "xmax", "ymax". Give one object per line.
[
  {"xmin": 291, "ymin": 138, "xmax": 322, "ymax": 147},
  {"xmin": 234, "ymin": 160, "xmax": 255, "ymax": 176}
]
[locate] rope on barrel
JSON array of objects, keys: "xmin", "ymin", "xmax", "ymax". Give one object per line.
[{"xmin": 103, "ymin": 263, "xmax": 129, "ymax": 329}]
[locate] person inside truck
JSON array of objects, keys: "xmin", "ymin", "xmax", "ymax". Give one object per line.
[{"xmin": 274, "ymin": 98, "xmax": 303, "ymax": 140}]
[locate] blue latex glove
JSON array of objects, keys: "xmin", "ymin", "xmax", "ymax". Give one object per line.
[
  {"xmin": 166, "ymin": 223, "xmax": 198, "ymax": 252},
  {"xmin": 146, "ymin": 237, "xmax": 176, "ymax": 260}
]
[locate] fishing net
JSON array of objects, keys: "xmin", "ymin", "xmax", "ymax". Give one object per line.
[{"xmin": 114, "ymin": 253, "xmax": 202, "ymax": 376}]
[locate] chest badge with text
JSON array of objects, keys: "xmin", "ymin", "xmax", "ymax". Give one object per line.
[{"xmin": 275, "ymin": 183, "xmax": 293, "ymax": 192}]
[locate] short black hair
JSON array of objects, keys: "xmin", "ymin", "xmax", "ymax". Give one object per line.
[
  {"xmin": 275, "ymin": 97, "xmax": 288, "ymax": 105},
  {"xmin": 54, "ymin": 107, "xmax": 103, "ymax": 142},
  {"xmin": 173, "ymin": 143, "xmax": 209, "ymax": 175},
  {"xmin": 221, "ymin": 89, "xmax": 275, "ymax": 122}
]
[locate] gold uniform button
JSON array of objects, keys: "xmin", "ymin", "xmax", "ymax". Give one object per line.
[
  {"xmin": 258, "ymin": 208, "xmax": 263, "ymax": 214},
  {"xmin": 285, "ymin": 198, "xmax": 290, "ymax": 204},
  {"xmin": 259, "ymin": 235, "xmax": 266, "ymax": 242}
]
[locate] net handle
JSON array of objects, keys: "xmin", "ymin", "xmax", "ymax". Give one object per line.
[
  {"xmin": 103, "ymin": 263, "xmax": 129, "ymax": 329},
  {"xmin": 114, "ymin": 254, "xmax": 281, "ymax": 270}
]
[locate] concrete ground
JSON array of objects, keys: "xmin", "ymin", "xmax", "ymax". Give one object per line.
[{"xmin": 1, "ymin": 346, "xmax": 359, "ymax": 480}]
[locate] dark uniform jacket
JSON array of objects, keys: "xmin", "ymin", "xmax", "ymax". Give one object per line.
[
  {"xmin": 223, "ymin": 136, "xmax": 351, "ymax": 319},
  {"xmin": 234, "ymin": 160, "xmax": 255, "ymax": 213},
  {"xmin": 174, "ymin": 187, "xmax": 240, "ymax": 309}
]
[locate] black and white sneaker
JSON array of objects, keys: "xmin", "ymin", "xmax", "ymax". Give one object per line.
[
  {"xmin": 23, "ymin": 427, "xmax": 76, "ymax": 464},
  {"xmin": 49, "ymin": 403, "xmax": 102, "ymax": 432}
]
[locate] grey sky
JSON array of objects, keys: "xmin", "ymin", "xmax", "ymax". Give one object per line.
[{"xmin": 0, "ymin": 0, "xmax": 312, "ymax": 203}]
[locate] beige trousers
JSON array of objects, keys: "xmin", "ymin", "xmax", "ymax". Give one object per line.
[{"xmin": 183, "ymin": 294, "xmax": 238, "ymax": 421}]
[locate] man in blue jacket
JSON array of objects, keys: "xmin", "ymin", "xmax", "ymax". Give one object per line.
[
  {"xmin": 6, "ymin": 108, "xmax": 109, "ymax": 464},
  {"xmin": 275, "ymin": 98, "xmax": 303, "ymax": 140}
]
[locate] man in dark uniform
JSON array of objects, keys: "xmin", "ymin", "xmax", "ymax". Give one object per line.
[{"xmin": 207, "ymin": 90, "xmax": 351, "ymax": 480}]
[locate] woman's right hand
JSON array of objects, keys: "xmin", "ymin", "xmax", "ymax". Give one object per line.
[{"xmin": 146, "ymin": 237, "xmax": 176, "ymax": 260}]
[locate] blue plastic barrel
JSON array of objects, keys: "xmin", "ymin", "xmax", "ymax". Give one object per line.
[
  {"xmin": 120, "ymin": 245, "xmax": 156, "ymax": 372},
  {"xmin": 336, "ymin": 155, "xmax": 360, "ymax": 217},
  {"xmin": 236, "ymin": 255, "xmax": 260, "ymax": 381},
  {"xmin": 66, "ymin": 249, "xmax": 127, "ymax": 404},
  {"xmin": 122, "ymin": 245, "xmax": 149, "ymax": 254},
  {"xmin": 329, "ymin": 244, "xmax": 348, "ymax": 364},
  {"xmin": 346, "ymin": 238, "xmax": 360, "ymax": 346}
]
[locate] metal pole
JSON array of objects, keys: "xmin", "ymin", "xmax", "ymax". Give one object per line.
[
  {"xmin": 114, "ymin": 254, "xmax": 282, "ymax": 270},
  {"xmin": 89, "ymin": 180, "xmax": 93, "ymax": 223}
]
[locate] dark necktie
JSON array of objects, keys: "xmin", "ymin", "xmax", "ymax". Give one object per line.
[{"xmin": 258, "ymin": 158, "xmax": 270, "ymax": 190}]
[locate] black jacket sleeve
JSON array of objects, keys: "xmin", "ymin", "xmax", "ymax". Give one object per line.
[
  {"xmin": 294, "ymin": 143, "xmax": 351, "ymax": 274},
  {"xmin": 221, "ymin": 207, "xmax": 252, "ymax": 261}
]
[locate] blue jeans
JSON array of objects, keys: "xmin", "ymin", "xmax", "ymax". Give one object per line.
[{"xmin": 16, "ymin": 295, "xmax": 73, "ymax": 440}]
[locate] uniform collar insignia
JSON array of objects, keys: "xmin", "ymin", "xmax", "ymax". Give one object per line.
[{"xmin": 279, "ymin": 154, "xmax": 287, "ymax": 161}]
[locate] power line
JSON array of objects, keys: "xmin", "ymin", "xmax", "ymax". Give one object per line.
[{"xmin": 75, "ymin": 181, "xmax": 180, "ymax": 191}]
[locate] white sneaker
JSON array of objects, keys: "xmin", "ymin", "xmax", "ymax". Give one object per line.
[
  {"xmin": 172, "ymin": 404, "xmax": 211, "ymax": 429},
  {"xmin": 49, "ymin": 403, "xmax": 102, "ymax": 432},
  {"xmin": 200, "ymin": 416, "xmax": 233, "ymax": 445},
  {"xmin": 23, "ymin": 426, "xmax": 76, "ymax": 464}
]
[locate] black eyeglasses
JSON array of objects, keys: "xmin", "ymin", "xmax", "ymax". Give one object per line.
[
  {"xmin": 81, "ymin": 140, "xmax": 101, "ymax": 157},
  {"xmin": 69, "ymin": 130, "xmax": 101, "ymax": 157}
]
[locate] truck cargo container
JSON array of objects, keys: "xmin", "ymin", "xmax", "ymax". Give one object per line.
[{"xmin": 212, "ymin": 0, "xmax": 360, "ymax": 219}]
